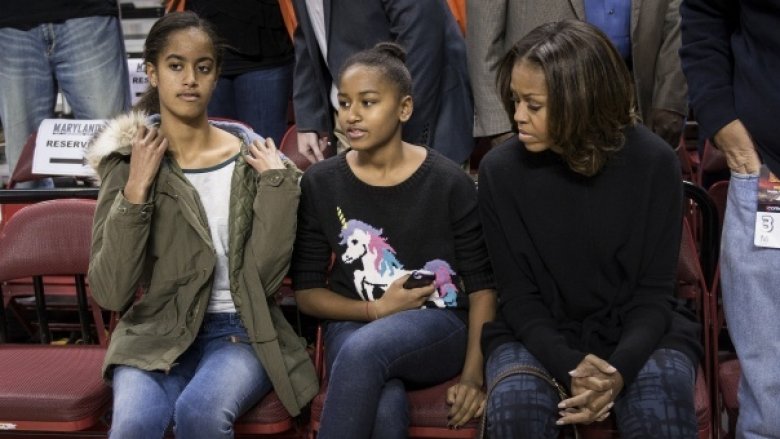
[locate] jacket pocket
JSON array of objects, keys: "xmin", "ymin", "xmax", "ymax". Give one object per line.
[{"xmin": 123, "ymin": 270, "xmax": 199, "ymax": 336}]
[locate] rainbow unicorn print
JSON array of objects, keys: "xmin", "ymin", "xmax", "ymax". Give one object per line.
[{"xmin": 337, "ymin": 207, "xmax": 459, "ymax": 308}]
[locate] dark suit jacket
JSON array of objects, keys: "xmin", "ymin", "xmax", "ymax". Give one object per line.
[{"xmin": 292, "ymin": 0, "xmax": 474, "ymax": 163}]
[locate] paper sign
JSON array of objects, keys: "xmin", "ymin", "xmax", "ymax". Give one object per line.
[
  {"xmin": 32, "ymin": 119, "xmax": 106, "ymax": 177},
  {"xmin": 755, "ymin": 165, "xmax": 780, "ymax": 248},
  {"xmin": 128, "ymin": 58, "xmax": 149, "ymax": 106}
]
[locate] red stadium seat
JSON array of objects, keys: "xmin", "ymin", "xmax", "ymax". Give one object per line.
[{"xmin": 0, "ymin": 199, "xmax": 110, "ymax": 433}]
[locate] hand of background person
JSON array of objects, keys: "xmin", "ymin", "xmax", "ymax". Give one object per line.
[
  {"xmin": 374, "ymin": 275, "xmax": 434, "ymax": 318},
  {"xmin": 245, "ymin": 138, "xmax": 285, "ymax": 173},
  {"xmin": 648, "ymin": 108, "xmax": 685, "ymax": 148},
  {"xmin": 557, "ymin": 354, "xmax": 623, "ymax": 425},
  {"xmin": 713, "ymin": 119, "xmax": 762, "ymax": 175},
  {"xmin": 297, "ymin": 132, "xmax": 330, "ymax": 163},
  {"xmin": 446, "ymin": 378, "xmax": 486, "ymax": 428},
  {"xmin": 124, "ymin": 125, "xmax": 168, "ymax": 204}
]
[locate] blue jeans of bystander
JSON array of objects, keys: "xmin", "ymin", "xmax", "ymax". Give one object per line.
[
  {"xmin": 207, "ymin": 62, "xmax": 293, "ymax": 145},
  {"xmin": 0, "ymin": 15, "xmax": 130, "ymax": 182}
]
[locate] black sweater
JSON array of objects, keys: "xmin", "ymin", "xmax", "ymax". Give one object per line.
[
  {"xmin": 680, "ymin": 0, "xmax": 780, "ymax": 176},
  {"xmin": 291, "ymin": 149, "xmax": 494, "ymax": 314},
  {"xmin": 478, "ymin": 125, "xmax": 701, "ymax": 390}
]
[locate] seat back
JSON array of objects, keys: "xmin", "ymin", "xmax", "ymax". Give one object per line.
[
  {"xmin": 0, "ymin": 199, "xmax": 95, "ymax": 280},
  {"xmin": 0, "ymin": 199, "xmax": 102, "ymax": 344},
  {"xmin": 8, "ymin": 132, "xmax": 44, "ymax": 188}
]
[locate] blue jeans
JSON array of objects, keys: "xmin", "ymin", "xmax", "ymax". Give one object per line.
[
  {"xmin": 721, "ymin": 172, "xmax": 780, "ymax": 439},
  {"xmin": 109, "ymin": 313, "xmax": 272, "ymax": 439},
  {"xmin": 484, "ymin": 342, "xmax": 696, "ymax": 439},
  {"xmin": 207, "ymin": 62, "xmax": 293, "ymax": 145},
  {"xmin": 0, "ymin": 15, "xmax": 130, "ymax": 180},
  {"xmin": 319, "ymin": 309, "xmax": 467, "ymax": 439}
]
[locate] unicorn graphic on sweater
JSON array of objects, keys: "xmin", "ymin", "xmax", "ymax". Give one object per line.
[{"xmin": 337, "ymin": 207, "xmax": 459, "ymax": 308}]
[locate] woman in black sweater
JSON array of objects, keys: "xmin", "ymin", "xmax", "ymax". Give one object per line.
[{"xmin": 478, "ymin": 20, "xmax": 701, "ymax": 438}]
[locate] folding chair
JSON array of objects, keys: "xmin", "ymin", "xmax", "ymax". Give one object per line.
[
  {"xmin": 0, "ymin": 199, "xmax": 110, "ymax": 433},
  {"xmin": 234, "ymin": 392, "xmax": 296, "ymax": 435},
  {"xmin": 1, "ymin": 133, "xmax": 40, "ymax": 234},
  {"xmin": 707, "ymin": 179, "xmax": 740, "ymax": 439},
  {"xmin": 280, "ymin": 124, "xmax": 313, "ymax": 172},
  {"xmin": 0, "ymin": 198, "xmax": 106, "ymax": 345}
]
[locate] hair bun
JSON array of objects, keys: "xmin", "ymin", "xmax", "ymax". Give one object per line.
[{"xmin": 374, "ymin": 42, "xmax": 406, "ymax": 63}]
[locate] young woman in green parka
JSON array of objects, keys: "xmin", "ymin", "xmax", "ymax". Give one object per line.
[{"xmin": 87, "ymin": 12, "xmax": 317, "ymax": 438}]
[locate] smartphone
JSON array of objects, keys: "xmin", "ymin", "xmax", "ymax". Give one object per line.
[{"xmin": 403, "ymin": 270, "xmax": 435, "ymax": 289}]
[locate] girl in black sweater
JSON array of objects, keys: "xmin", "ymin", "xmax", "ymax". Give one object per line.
[
  {"xmin": 478, "ymin": 20, "xmax": 700, "ymax": 438},
  {"xmin": 291, "ymin": 43, "xmax": 496, "ymax": 438}
]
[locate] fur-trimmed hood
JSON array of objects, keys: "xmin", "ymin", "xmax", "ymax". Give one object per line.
[{"xmin": 86, "ymin": 111, "xmax": 267, "ymax": 172}]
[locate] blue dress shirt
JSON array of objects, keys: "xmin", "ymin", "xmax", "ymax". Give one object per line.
[{"xmin": 584, "ymin": 0, "xmax": 632, "ymax": 62}]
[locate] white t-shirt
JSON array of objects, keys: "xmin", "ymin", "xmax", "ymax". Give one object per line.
[{"xmin": 183, "ymin": 154, "xmax": 239, "ymax": 314}]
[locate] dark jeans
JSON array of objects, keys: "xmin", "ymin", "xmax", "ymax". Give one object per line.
[
  {"xmin": 208, "ymin": 62, "xmax": 293, "ymax": 145},
  {"xmin": 319, "ymin": 309, "xmax": 467, "ymax": 439}
]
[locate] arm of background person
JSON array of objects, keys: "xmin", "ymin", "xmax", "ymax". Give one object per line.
[
  {"xmin": 647, "ymin": 0, "xmax": 687, "ymax": 147},
  {"xmin": 679, "ymin": 0, "xmax": 739, "ymax": 141},
  {"xmin": 291, "ymin": 0, "xmax": 331, "ymax": 160},
  {"xmin": 680, "ymin": 0, "xmax": 760, "ymax": 173}
]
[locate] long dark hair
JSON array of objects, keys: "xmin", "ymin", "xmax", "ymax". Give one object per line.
[
  {"xmin": 497, "ymin": 20, "xmax": 638, "ymax": 176},
  {"xmin": 134, "ymin": 11, "xmax": 223, "ymax": 114}
]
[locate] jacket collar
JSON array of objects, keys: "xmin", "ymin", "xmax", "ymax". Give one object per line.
[{"xmin": 86, "ymin": 112, "xmax": 263, "ymax": 173}]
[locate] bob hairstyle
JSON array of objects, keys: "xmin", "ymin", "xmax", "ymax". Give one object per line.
[
  {"xmin": 497, "ymin": 20, "xmax": 638, "ymax": 176},
  {"xmin": 134, "ymin": 11, "xmax": 224, "ymax": 114}
]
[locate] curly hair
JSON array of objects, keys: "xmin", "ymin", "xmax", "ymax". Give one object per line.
[{"xmin": 496, "ymin": 20, "xmax": 638, "ymax": 176}]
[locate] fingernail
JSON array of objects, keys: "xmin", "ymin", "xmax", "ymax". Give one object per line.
[
  {"xmin": 558, "ymin": 402, "xmax": 566, "ymax": 408},
  {"xmin": 556, "ymin": 420, "xmax": 564, "ymax": 425}
]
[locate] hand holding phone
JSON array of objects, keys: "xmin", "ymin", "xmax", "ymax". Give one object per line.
[{"xmin": 403, "ymin": 270, "xmax": 436, "ymax": 289}]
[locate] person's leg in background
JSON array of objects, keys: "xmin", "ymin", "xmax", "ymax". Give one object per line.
[
  {"xmin": 53, "ymin": 15, "xmax": 130, "ymax": 122},
  {"xmin": 0, "ymin": 24, "xmax": 57, "ymax": 183},
  {"xmin": 232, "ymin": 61, "xmax": 293, "ymax": 145},
  {"xmin": 207, "ymin": 76, "xmax": 238, "ymax": 122},
  {"xmin": 720, "ymin": 172, "xmax": 780, "ymax": 439}
]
